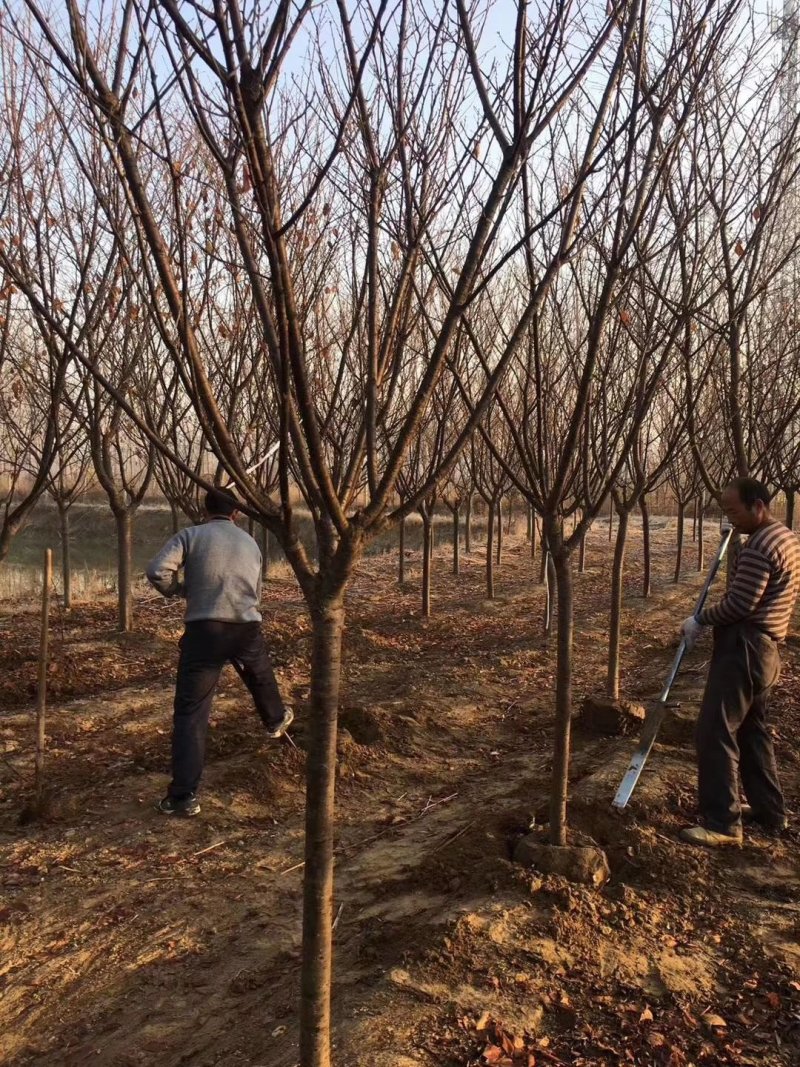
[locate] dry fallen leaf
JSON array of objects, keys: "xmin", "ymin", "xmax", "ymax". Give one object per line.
[
  {"xmin": 475, "ymin": 1010, "xmax": 492, "ymax": 1031},
  {"xmin": 640, "ymin": 1007, "xmax": 654, "ymax": 1024},
  {"xmin": 766, "ymin": 991, "xmax": 781, "ymax": 1009},
  {"xmin": 647, "ymin": 1031, "xmax": 667, "ymax": 1048},
  {"xmin": 702, "ymin": 1013, "xmax": 727, "ymax": 1029}
]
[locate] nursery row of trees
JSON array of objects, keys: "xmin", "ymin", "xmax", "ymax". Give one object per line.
[{"xmin": 1, "ymin": 2, "xmax": 799, "ymax": 1064}]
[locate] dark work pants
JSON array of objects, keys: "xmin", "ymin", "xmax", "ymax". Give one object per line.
[
  {"xmin": 170, "ymin": 620, "xmax": 287, "ymax": 798},
  {"xmin": 696, "ymin": 622, "xmax": 785, "ymax": 833}
]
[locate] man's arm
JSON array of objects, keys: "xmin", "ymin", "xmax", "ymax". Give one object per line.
[
  {"xmin": 695, "ymin": 546, "xmax": 771, "ymax": 627},
  {"xmin": 146, "ymin": 531, "xmax": 188, "ymax": 598}
]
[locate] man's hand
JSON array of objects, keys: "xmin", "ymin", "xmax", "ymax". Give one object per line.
[{"xmin": 680, "ymin": 616, "xmax": 702, "ymax": 651}]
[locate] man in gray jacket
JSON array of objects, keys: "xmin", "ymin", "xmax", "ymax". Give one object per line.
[{"xmin": 146, "ymin": 487, "xmax": 293, "ymax": 816}]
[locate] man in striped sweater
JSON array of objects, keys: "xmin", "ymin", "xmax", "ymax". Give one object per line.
[{"xmin": 678, "ymin": 478, "xmax": 798, "ymax": 847}]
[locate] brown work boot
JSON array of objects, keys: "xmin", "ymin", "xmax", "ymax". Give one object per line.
[
  {"xmin": 740, "ymin": 804, "xmax": 788, "ymax": 834},
  {"xmin": 679, "ymin": 825, "xmax": 743, "ymax": 848}
]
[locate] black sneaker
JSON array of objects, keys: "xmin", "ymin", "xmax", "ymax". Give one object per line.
[
  {"xmin": 265, "ymin": 708, "xmax": 294, "ymax": 739},
  {"xmin": 740, "ymin": 804, "xmax": 788, "ymax": 833},
  {"xmin": 157, "ymin": 793, "xmax": 201, "ymax": 817}
]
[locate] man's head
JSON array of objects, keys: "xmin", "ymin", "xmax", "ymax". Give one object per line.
[
  {"xmin": 720, "ymin": 477, "xmax": 772, "ymax": 534},
  {"xmin": 205, "ymin": 487, "xmax": 240, "ymax": 520}
]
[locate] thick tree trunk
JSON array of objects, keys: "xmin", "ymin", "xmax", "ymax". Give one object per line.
[
  {"xmin": 691, "ymin": 496, "xmax": 698, "ymax": 542},
  {"xmin": 549, "ymin": 546, "xmax": 574, "ymax": 846},
  {"xmin": 452, "ymin": 506, "xmax": 460, "ymax": 576},
  {"xmin": 113, "ymin": 510, "xmax": 133, "ymax": 632},
  {"xmin": 786, "ymin": 490, "xmax": 795, "ymax": 532},
  {"xmin": 465, "ymin": 494, "xmax": 472, "ymax": 553},
  {"xmin": 398, "ymin": 517, "xmax": 405, "ymax": 584},
  {"xmin": 496, "ymin": 500, "xmax": 503, "ymax": 567},
  {"xmin": 531, "ymin": 512, "xmax": 537, "ymax": 560},
  {"xmin": 606, "ymin": 508, "xmax": 629, "ymax": 701},
  {"xmin": 640, "ymin": 497, "xmax": 651, "ymax": 598},
  {"xmin": 300, "ymin": 594, "xmax": 345, "ymax": 1067},
  {"xmin": 485, "ymin": 501, "xmax": 495, "ymax": 599},
  {"xmin": 697, "ymin": 501, "xmax": 705, "ymax": 572},
  {"xmin": 673, "ymin": 501, "xmax": 685, "ymax": 584},
  {"xmin": 58, "ymin": 503, "xmax": 72, "ymax": 610},
  {"xmin": 608, "ymin": 506, "xmax": 614, "ymax": 543},
  {"xmin": 539, "ymin": 529, "xmax": 548, "ymax": 584},
  {"xmin": 422, "ymin": 517, "xmax": 432, "ymax": 616},
  {"xmin": 169, "ymin": 501, "xmax": 180, "ymax": 536}
]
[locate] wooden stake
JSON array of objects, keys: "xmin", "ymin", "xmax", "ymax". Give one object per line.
[{"xmin": 34, "ymin": 548, "xmax": 52, "ymax": 805}]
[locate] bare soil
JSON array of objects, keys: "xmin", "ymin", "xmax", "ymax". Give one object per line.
[{"xmin": 1, "ymin": 519, "xmax": 799, "ymax": 1067}]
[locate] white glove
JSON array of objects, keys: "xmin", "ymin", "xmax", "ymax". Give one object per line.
[{"xmin": 681, "ymin": 616, "xmax": 702, "ymax": 650}]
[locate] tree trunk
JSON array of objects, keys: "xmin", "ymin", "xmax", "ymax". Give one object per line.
[
  {"xmin": 300, "ymin": 593, "xmax": 346, "ymax": 1067},
  {"xmin": 115, "ymin": 510, "xmax": 133, "ymax": 632},
  {"xmin": 465, "ymin": 494, "xmax": 472, "ymax": 553},
  {"xmin": 531, "ymin": 512, "xmax": 537, "ymax": 560},
  {"xmin": 485, "ymin": 501, "xmax": 495, "ymax": 599},
  {"xmin": 691, "ymin": 495, "xmax": 698, "ymax": 542},
  {"xmin": 169, "ymin": 501, "xmax": 180, "ymax": 536},
  {"xmin": 526, "ymin": 503, "xmax": 532, "ymax": 542},
  {"xmin": 247, "ymin": 515, "xmax": 255, "ymax": 537},
  {"xmin": 606, "ymin": 508, "xmax": 630, "ymax": 701},
  {"xmin": 549, "ymin": 546, "xmax": 574, "ymax": 846},
  {"xmin": 496, "ymin": 500, "xmax": 503, "ymax": 567},
  {"xmin": 640, "ymin": 497, "xmax": 651, "ymax": 599},
  {"xmin": 786, "ymin": 490, "xmax": 795, "ymax": 532},
  {"xmin": 697, "ymin": 500, "xmax": 705, "ymax": 572},
  {"xmin": 673, "ymin": 501, "xmax": 685, "ymax": 584},
  {"xmin": 452, "ymin": 506, "xmax": 460, "ymax": 576},
  {"xmin": 506, "ymin": 498, "xmax": 514, "ymax": 535},
  {"xmin": 578, "ymin": 522, "xmax": 587, "ymax": 574},
  {"xmin": 422, "ymin": 516, "xmax": 432, "ymax": 616},
  {"xmin": 608, "ymin": 505, "xmax": 614, "ymax": 543},
  {"xmin": 58, "ymin": 503, "xmax": 72, "ymax": 610},
  {"xmin": 261, "ymin": 524, "xmax": 270, "ymax": 581},
  {"xmin": 398, "ymin": 516, "xmax": 405, "ymax": 584},
  {"xmin": 539, "ymin": 528, "xmax": 548, "ymax": 584}
]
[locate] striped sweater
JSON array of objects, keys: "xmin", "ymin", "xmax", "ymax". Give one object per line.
[{"xmin": 697, "ymin": 521, "xmax": 799, "ymax": 641}]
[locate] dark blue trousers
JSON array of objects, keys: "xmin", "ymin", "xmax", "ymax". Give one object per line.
[{"xmin": 169, "ymin": 620, "xmax": 286, "ymax": 797}]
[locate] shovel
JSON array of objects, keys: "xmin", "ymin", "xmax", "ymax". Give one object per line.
[{"xmin": 612, "ymin": 522, "xmax": 733, "ymax": 810}]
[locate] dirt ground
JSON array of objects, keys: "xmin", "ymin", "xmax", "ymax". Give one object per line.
[{"xmin": 1, "ymin": 518, "xmax": 799, "ymax": 1067}]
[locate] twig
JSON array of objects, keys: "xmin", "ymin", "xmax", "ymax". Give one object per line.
[
  {"xmin": 283, "ymin": 731, "xmax": 299, "ymax": 751},
  {"xmin": 281, "ymin": 860, "xmax": 305, "ymax": 875},
  {"xmin": 193, "ymin": 839, "xmax": 231, "ymax": 858},
  {"xmin": 332, "ymin": 902, "xmax": 344, "ymax": 931},
  {"xmin": 430, "ymin": 822, "xmax": 472, "ymax": 854}
]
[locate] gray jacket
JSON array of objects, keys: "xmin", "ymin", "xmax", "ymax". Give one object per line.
[{"xmin": 146, "ymin": 518, "xmax": 262, "ymax": 623}]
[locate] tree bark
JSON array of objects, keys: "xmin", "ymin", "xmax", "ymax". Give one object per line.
[
  {"xmin": 115, "ymin": 510, "xmax": 133, "ymax": 632},
  {"xmin": 58, "ymin": 503, "xmax": 72, "ymax": 610},
  {"xmin": 422, "ymin": 516, "xmax": 432, "ymax": 616},
  {"xmin": 578, "ymin": 523, "xmax": 587, "ymax": 574},
  {"xmin": 526, "ymin": 503, "xmax": 532, "ymax": 542},
  {"xmin": 398, "ymin": 516, "xmax": 405, "ymax": 584},
  {"xmin": 608, "ymin": 506, "xmax": 614, "ymax": 543},
  {"xmin": 691, "ymin": 495, "xmax": 698, "ymax": 542},
  {"xmin": 261, "ymin": 523, "xmax": 270, "ymax": 581},
  {"xmin": 452, "ymin": 506, "xmax": 460, "ymax": 576},
  {"xmin": 640, "ymin": 497, "xmax": 651, "ymax": 598},
  {"xmin": 697, "ymin": 500, "xmax": 705, "ymax": 572},
  {"xmin": 531, "ymin": 513, "xmax": 537, "ymax": 560},
  {"xmin": 496, "ymin": 500, "xmax": 503, "ymax": 567},
  {"xmin": 549, "ymin": 546, "xmax": 574, "ymax": 846},
  {"xmin": 465, "ymin": 494, "xmax": 472, "ymax": 553},
  {"xmin": 607, "ymin": 508, "xmax": 629, "ymax": 701},
  {"xmin": 485, "ymin": 500, "xmax": 495, "ymax": 599},
  {"xmin": 300, "ymin": 593, "xmax": 345, "ymax": 1067},
  {"xmin": 673, "ymin": 501, "xmax": 685, "ymax": 584}
]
